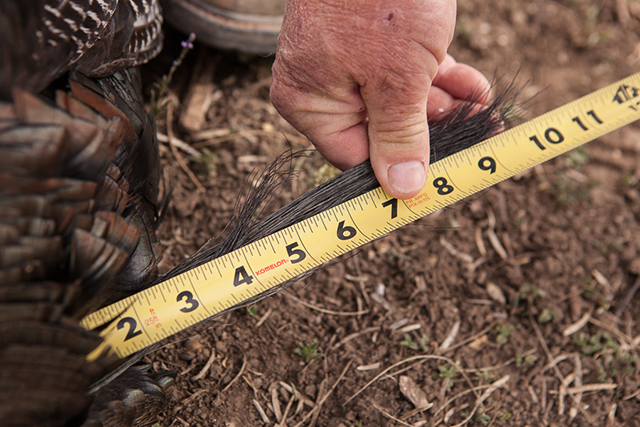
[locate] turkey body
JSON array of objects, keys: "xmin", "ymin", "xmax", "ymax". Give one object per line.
[
  {"xmin": 0, "ymin": 1, "xmax": 171, "ymax": 426},
  {"xmin": 0, "ymin": 0, "xmax": 163, "ymax": 99},
  {"xmin": 0, "ymin": 68, "xmax": 172, "ymax": 427}
]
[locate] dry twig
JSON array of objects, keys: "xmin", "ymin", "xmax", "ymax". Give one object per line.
[
  {"xmin": 293, "ymin": 361, "xmax": 352, "ymax": 427},
  {"xmin": 166, "ymin": 103, "xmax": 206, "ymax": 194}
]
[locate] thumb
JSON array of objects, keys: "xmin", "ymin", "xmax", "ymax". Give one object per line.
[{"xmin": 362, "ymin": 78, "xmax": 432, "ymax": 200}]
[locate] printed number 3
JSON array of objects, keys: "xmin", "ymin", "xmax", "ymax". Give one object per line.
[{"xmin": 177, "ymin": 290, "xmax": 199, "ymax": 313}]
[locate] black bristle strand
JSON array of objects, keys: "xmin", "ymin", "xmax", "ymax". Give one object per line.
[{"xmin": 153, "ymin": 80, "xmax": 525, "ymax": 300}]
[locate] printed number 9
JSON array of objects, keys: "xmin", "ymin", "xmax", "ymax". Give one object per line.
[{"xmin": 478, "ymin": 156, "xmax": 496, "ymax": 174}]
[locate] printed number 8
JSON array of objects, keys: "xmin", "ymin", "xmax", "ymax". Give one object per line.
[{"xmin": 433, "ymin": 177, "xmax": 454, "ymax": 195}]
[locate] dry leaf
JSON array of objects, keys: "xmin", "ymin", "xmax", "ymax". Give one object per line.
[{"xmin": 399, "ymin": 376, "xmax": 431, "ymax": 409}]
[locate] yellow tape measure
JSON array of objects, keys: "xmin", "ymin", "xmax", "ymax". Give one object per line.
[{"xmin": 83, "ymin": 72, "xmax": 640, "ymax": 360}]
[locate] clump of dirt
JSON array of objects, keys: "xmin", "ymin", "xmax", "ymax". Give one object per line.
[{"xmin": 142, "ymin": 0, "xmax": 640, "ymax": 425}]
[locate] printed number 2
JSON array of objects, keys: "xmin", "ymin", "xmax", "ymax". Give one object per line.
[{"xmin": 117, "ymin": 317, "xmax": 142, "ymax": 341}]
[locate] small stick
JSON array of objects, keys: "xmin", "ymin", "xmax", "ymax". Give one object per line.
[
  {"xmin": 167, "ymin": 103, "xmax": 206, "ymax": 194},
  {"xmin": 272, "ymin": 387, "xmax": 283, "ymax": 423},
  {"xmin": 530, "ymin": 318, "xmax": 596, "ymax": 425},
  {"xmin": 284, "ymin": 293, "xmax": 369, "ymax": 316},
  {"xmin": 451, "ymin": 375, "xmax": 510, "ymax": 427},
  {"xmin": 157, "ymin": 132, "xmax": 202, "ymax": 157},
  {"xmin": 345, "ymin": 355, "xmax": 468, "ymax": 406},
  {"xmin": 372, "ymin": 403, "xmax": 414, "ymax": 427},
  {"xmin": 255, "ymin": 307, "xmax": 272, "ymax": 328},
  {"xmin": 193, "ymin": 349, "xmax": 216, "ymax": 380},
  {"xmin": 279, "ymin": 393, "xmax": 296, "ymax": 427},
  {"xmin": 293, "ymin": 360, "xmax": 352, "ymax": 427},
  {"xmin": 615, "ymin": 276, "xmax": 640, "ymax": 317},
  {"xmin": 252, "ymin": 399, "xmax": 270, "ymax": 424},
  {"xmin": 221, "ymin": 351, "xmax": 247, "ymax": 393}
]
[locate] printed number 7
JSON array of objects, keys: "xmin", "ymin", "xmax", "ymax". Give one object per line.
[{"xmin": 382, "ymin": 198, "xmax": 398, "ymax": 219}]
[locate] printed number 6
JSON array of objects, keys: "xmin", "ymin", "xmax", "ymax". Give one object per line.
[{"xmin": 337, "ymin": 220, "xmax": 357, "ymax": 240}]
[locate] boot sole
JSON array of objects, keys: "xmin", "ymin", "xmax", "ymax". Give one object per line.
[{"xmin": 160, "ymin": 0, "xmax": 281, "ymax": 54}]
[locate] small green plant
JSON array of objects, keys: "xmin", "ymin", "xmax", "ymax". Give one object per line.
[
  {"xmin": 512, "ymin": 284, "xmax": 547, "ymax": 317},
  {"xmin": 494, "ymin": 324, "xmax": 515, "ymax": 345},
  {"xmin": 515, "ymin": 284, "xmax": 546, "ymax": 306},
  {"xmin": 476, "ymin": 411, "xmax": 492, "ymax": 426},
  {"xmin": 620, "ymin": 354, "xmax": 638, "ymax": 371},
  {"xmin": 294, "ymin": 341, "xmax": 323, "ymax": 364},
  {"xmin": 537, "ymin": 307, "xmax": 559, "ymax": 324},
  {"xmin": 515, "ymin": 353, "xmax": 539, "ymax": 372},
  {"xmin": 400, "ymin": 334, "xmax": 429, "ymax": 353},
  {"xmin": 311, "ymin": 161, "xmax": 339, "ymax": 187},
  {"xmin": 191, "ymin": 148, "xmax": 217, "ymax": 180},
  {"xmin": 149, "ymin": 33, "xmax": 196, "ymax": 116},
  {"xmin": 499, "ymin": 412, "xmax": 512, "ymax": 421},
  {"xmin": 562, "ymin": 147, "xmax": 590, "ymax": 168},
  {"xmin": 475, "ymin": 370, "xmax": 496, "ymax": 383},
  {"xmin": 437, "ymin": 363, "xmax": 458, "ymax": 379},
  {"xmin": 246, "ymin": 305, "xmax": 257, "ymax": 316},
  {"xmin": 572, "ymin": 331, "xmax": 618, "ymax": 356},
  {"xmin": 552, "ymin": 173, "xmax": 599, "ymax": 206}
]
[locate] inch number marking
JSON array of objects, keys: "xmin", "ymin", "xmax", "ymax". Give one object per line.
[
  {"xmin": 337, "ymin": 220, "xmax": 357, "ymax": 240},
  {"xmin": 478, "ymin": 156, "xmax": 497, "ymax": 174},
  {"xmin": 572, "ymin": 109, "xmax": 603, "ymax": 131},
  {"xmin": 117, "ymin": 317, "xmax": 143, "ymax": 341},
  {"xmin": 233, "ymin": 265, "xmax": 254, "ymax": 287},
  {"xmin": 382, "ymin": 198, "xmax": 398, "ymax": 219},
  {"xmin": 433, "ymin": 177, "xmax": 454, "ymax": 195},
  {"xmin": 286, "ymin": 242, "xmax": 307, "ymax": 264},
  {"xmin": 177, "ymin": 290, "xmax": 200, "ymax": 313},
  {"xmin": 529, "ymin": 127, "xmax": 564, "ymax": 150}
]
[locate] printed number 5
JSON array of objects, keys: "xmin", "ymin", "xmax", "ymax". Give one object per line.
[{"xmin": 286, "ymin": 242, "xmax": 307, "ymax": 264}]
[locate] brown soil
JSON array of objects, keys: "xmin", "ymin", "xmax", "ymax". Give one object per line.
[{"xmin": 142, "ymin": 0, "xmax": 640, "ymax": 425}]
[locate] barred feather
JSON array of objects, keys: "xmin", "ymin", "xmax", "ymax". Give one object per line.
[{"xmin": 0, "ymin": 0, "xmax": 163, "ymax": 99}]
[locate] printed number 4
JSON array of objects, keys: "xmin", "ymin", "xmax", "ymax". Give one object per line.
[{"xmin": 233, "ymin": 265, "xmax": 254, "ymax": 287}]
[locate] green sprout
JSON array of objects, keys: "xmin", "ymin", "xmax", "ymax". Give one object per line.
[
  {"xmin": 400, "ymin": 334, "xmax": 430, "ymax": 353},
  {"xmin": 294, "ymin": 341, "xmax": 323, "ymax": 364},
  {"xmin": 494, "ymin": 324, "xmax": 515, "ymax": 345}
]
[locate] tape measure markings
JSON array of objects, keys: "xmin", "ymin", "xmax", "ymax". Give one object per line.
[{"xmin": 83, "ymin": 72, "xmax": 640, "ymax": 360}]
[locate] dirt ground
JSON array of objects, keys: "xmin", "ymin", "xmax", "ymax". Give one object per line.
[{"xmin": 140, "ymin": 0, "xmax": 640, "ymax": 425}]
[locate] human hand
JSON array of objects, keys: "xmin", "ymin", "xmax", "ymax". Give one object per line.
[{"xmin": 271, "ymin": 0, "xmax": 491, "ymax": 199}]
